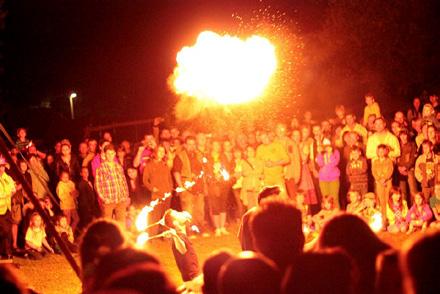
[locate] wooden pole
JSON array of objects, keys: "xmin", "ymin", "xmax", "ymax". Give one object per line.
[{"xmin": 0, "ymin": 137, "xmax": 81, "ymax": 278}]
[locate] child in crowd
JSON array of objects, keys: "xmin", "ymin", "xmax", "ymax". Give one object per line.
[
  {"xmin": 295, "ymin": 191, "xmax": 313, "ymax": 233},
  {"xmin": 312, "ymin": 195, "xmax": 338, "ymax": 231},
  {"xmin": 25, "ymin": 213, "xmax": 54, "ymax": 259},
  {"xmin": 316, "ymin": 138, "xmax": 341, "ymax": 209},
  {"xmin": 359, "ymin": 192, "xmax": 381, "ymax": 224},
  {"xmin": 346, "ymin": 147, "xmax": 368, "ymax": 197},
  {"xmin": 415, "ymin": 140, "xmax": 440, "ymax": 201},
  {"xmin": 386, "ymin": 187, "xmax": 408, "ymax": 233},
  {"xmin": 429, "ymin": 184, "xmax": 440, "ymax": 228},
  {"xmin": 55, "ymin": 214, "xmax": 77, "ymax": 253},
  {"xmin": 406, "ymin": 192, "xmax": 433, "ymax": 234},
  {"xmin": 372, "ymin": 144, "xmax": 394, "ymax": 221},
  {"xmin": 346, "ymin": 190, "xmax": 364, "ymax": 215},
  {"xmin": 56, "ymin": 171, "xmax": 79, "ymax": 233},
  {"xmin": 363, "ymin": 93, "xmax": 381, "ymax": 126},
  {"xmin": 396, "ymin": 129, "xmax": 418, "ymax": 204}
]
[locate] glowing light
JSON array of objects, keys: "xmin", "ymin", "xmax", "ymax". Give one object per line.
[
  {"xmin": 175, "ymin": 187, "xmax": 186, "ymax": 193},
  {"xmin": 202, "ymin": 157, "xmax": 208, "ymax": 164},
  {"xmin": 184, "ymin": 181, "xmax": 196, "ymax": 189},
  {"xmin": 136, "ymin": 232, "xmax": 150, "ymax": 247},
  {"xmin": 191, "ymin": 225, "xmax": 200, "ymax": 233},
  {"xmin": 171, "ymin": 31, "xmax": 277, "ymax": 105},
  {"xmin": 220, "ymin": 168, "xmax": 230, "ymax": 181},
  {"xmin": 303, "ymin": 224, "xmax": 310, "ymax": 235},
  {"xmin": 135, "ymin": 206, "xmax": 152, "ymax": 232},
  {"xmin": 370, "ymin": 212, "xmax": 383, "ymax": 233}
]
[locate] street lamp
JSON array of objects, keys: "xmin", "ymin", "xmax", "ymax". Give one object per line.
[{"xmin": 69, "ymin": 92, "xmax": 77, "ymax": 120}]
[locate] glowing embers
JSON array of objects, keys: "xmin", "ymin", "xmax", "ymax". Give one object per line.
[{"xmin": 171, "ymin": 31, "xmax": 277, "ymax": 105}]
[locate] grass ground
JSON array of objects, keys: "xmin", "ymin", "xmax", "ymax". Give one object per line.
[{"xmin": 16, "ymin": 226, "xmax": 412, "ymax": 294}]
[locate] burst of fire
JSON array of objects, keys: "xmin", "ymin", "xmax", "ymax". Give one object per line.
[
  {"xmin": 171, "ymin": 31, "xmax": 277, "ymax": 105},
  {"xmin": 370, "ymin": 212, "xmax": 383, "ymax": 233}
]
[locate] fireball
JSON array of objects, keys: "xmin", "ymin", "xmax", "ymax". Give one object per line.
[{"xmin": 171, "ymin": 31, "xmax": 277, "ymax": 105}]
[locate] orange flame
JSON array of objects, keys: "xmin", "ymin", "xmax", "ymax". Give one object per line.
[{"xmin": 171, "ymin": 31, "xmax": 277, "ymax": 105}]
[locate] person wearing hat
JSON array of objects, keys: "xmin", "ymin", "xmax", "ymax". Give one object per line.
[{"xmin": 0, "ymin": 156, "xmax": 16, "ymax": 260}]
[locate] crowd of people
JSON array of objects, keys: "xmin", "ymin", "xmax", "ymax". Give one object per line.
[{"xmin": 0, "ymin": 92, "xmax": 440, "ymax": 293}]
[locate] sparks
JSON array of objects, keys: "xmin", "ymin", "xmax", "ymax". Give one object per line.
[
  {"xmin": 220, "ymin": 168, "xmax": 230, "ymax": 181},
  {"xmin": 171, "ymin": 31, "xmax": 277, "ymax": 105}
]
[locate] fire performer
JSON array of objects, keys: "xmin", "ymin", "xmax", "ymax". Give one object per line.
[
  {"xmin": 162, "ymin": 209, "xmax": 200, "ymax": 282},
  {"xmin": 173, "ymin": 136, "xmax": 207, "ymax": 236}
]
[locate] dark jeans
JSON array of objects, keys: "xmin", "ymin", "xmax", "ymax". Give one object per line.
[{"xmin": 0, "ymin": 211, "xmax": 12, "ymax": 257}]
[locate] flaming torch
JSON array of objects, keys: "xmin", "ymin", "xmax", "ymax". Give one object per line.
[
  {"xmin": 369, "ymin": 212, "xmax": 383, "ymax": 233},
  {"xmin": 170, "ymin": 31, "xmax": 277, "ymax": 106}
]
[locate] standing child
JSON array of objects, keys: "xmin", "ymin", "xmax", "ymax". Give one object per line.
[
  {"xmin": 415, "ymin": 140, "xmax": 440, "ymax": 201},
  {"xmin": 312, "ymin": 195, "xmax": 338, "ymax": 231},
  {"xmin": 56, "ymin": 171, "xmax": 79, "ymax": 233},
  {"xmin": 346, "ymin": 147, "xmax": 369, "ymax": 197},
  {"xmin": 25, "ymin": 213, "xmax": 54, "ymax": 259},
  {"xmin": 316, "ymin": 138, "xmax": 341, "ymax": 209},
  {"xmin": 386, "ymin": 187, "xmax": 408, "ymax": 233},
  {"xmin": 372, "ymin": 144, "xmax": 394, "ymax": 222},
  {"xmin": 406, "ymin": 192, "xmax": 433, "ymax": 234}
]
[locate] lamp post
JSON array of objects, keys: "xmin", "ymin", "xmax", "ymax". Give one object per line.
[{"xmin": 69, "ymin": 92, "xmax": 77, "ymax": 120}]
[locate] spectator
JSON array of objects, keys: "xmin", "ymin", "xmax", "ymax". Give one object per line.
[
  {"xmin": 95, "ymin": 144, "xmax": 129, "ymax": 224},
  {"xmin": 316, "ymin": 138, "xmax": 341, "ymax": 208},
  {"xmin": 256, "ymin": 131, "xmax": 290, "ymax": 198},
  {"xmin": 386, "ymin": 187, "xmax": 408, "ymax": 233},
  {"xmin": 238, "ymin": 186, "xmax": 280, "ymax": 251},
  {"xmin": 218, "ymin": 251, "xmax": 281, "ymax": 294},
  {"xmin": 202, "ymin": 250, "xmax": 234, "ymax": 294},
  {"xmin": 251, "ymin": 198, "xmax": 304, "ymax": 272},
  {"xmin": 318, "ymin": 214, "xmax": 389, "ymax": 294},
  {"xmin": 283, "ymin": 249, "xmax": 358, "ymax": 294},
  {"xmin": 173, "ymin": 136, "xmax": 207, "ymax": 236},
  {"xmin": 372, "ymin": 144, "xmax": 394, "ymax": 221},
  {"xmin": 429, "ymin": 183, "xmax": 440, "ymax": 228},
  {"xmin": 312, "ymin": 194, "xmax": 339, "ymax": 231},
  {"xmin": 415, "ymin": 140, "xmax": 440, "ymax": 201},
  {"xmin": 346, "ymin": 146, "xmax": 368, "ymax": 197},
  {"xmin": 406, "ymin": 192, "xmax": 433, "ymax": 234},
  {"xmin": 77, "ymin": 167, "xmax": 99, "ymax": 230},
  {"xmin": 79, "ymin": 219, "xmax": 127, "ymax": 293},
  {"xmin": 143, "ymin": 145, "xmax": 173, "ymax": 234},
  {"xmin": 25, "ymin": 212, "xmax": 54, "ymax": 259},
  {"xmin": 56, "ymin": 171, "xmax": 79, "ymax": 233},
  {"xmin": 366, "ymin": 117, "xmax": 401, "ymax": 160},
  {"xmin": 397, "ymin": 129, "xmax": 418, "ymax": 204},
  {"xmin": 363, "ymin": 93, "xmax": 381, "ymax": 126},
  {"xmin": 400, "ymin": 230, "xmax": 440, "ymax": 294},
  {"xmin": 0, "ymin": 156, "xmax": 16, "ymax": 261}
]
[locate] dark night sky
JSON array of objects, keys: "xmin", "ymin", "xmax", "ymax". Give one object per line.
[
  {"xmin": 3, "ymin": 0, "xmax": 440, "ymax": 135},
  {"xmin": 5, "ymin": 0, "xmax": 311, "ymax": 124}
]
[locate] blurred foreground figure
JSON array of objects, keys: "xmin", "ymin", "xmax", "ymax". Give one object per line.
[
  {"xmin": 401, "ymin": 230, "xmax": 440, "ymax": 294},
  {"xmin": 218, "ymin": 251, "xmax": 281, "ymax": 294}
]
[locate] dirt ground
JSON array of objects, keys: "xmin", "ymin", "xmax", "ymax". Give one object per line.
[{"xmin": 15, "ymin": 227, "xmax": 411, "ymax": 294}]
